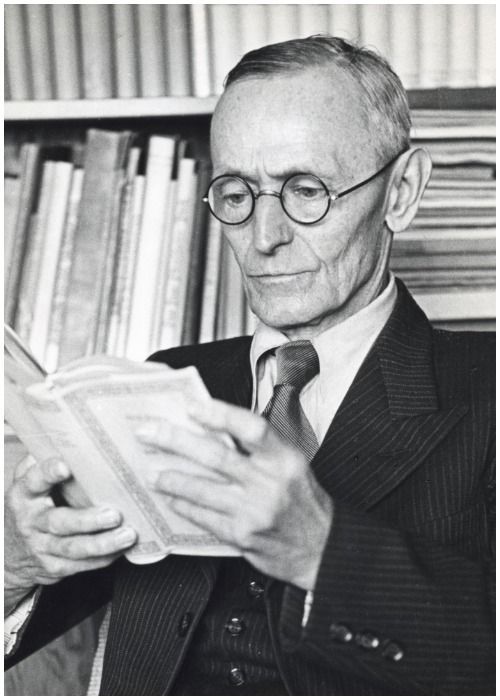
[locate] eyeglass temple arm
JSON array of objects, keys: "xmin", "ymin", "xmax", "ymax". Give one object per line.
[{"xmin": 332, "ymin": 150, "xmax": 405, "ymax": 201}]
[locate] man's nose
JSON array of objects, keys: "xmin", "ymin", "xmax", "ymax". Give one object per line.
[{"xmin": 251, "ymin": 192, "xmax": 293, "ymax": 254}]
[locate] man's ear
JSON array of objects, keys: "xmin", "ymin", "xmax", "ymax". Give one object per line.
[{"xmin": 385, "ymin": 147, "xmax": 432, "ymax": 233}]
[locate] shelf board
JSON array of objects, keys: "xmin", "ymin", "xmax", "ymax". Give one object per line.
[
  {"xmin": 5, "ymin": 86, "xmax": 496, "ymax": 121},
  {"xmin": 4, "ymin": 96, "xmax": 219, "ymax": 121},
  {"xmin": 413, "ymin": 288, "xmax": 495, "ymax": 321}
]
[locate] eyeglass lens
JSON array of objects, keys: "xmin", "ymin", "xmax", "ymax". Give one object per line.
[{"xmin": 207, "ymin": 174, "xmax": 330, "ymax": 225}]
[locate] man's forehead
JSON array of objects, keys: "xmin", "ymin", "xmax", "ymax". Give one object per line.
[{"xmin": 211, "ymin": 67, "xmax": 374, "ymax": 169}]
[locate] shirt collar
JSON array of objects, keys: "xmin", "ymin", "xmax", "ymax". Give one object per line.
[{"xmin": 249, "ymin": 273, "xmax": 397, "ymax": 398}]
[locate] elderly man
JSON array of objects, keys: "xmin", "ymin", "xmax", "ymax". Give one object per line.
[{"xmin": 5, "ymin": 37, "xmax": 494, "ymax": 695}]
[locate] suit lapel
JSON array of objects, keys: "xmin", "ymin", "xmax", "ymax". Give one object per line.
[{"xmin": 312, "ymin": 282, "xmax": 468, "ymax": 511}]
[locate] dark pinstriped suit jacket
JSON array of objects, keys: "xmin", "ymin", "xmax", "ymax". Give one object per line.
[{"xmin": 7, "ymin": 280, "xmax": 495, "ymax": 695}]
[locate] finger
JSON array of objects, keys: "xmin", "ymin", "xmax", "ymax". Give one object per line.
[
  {"xmin": 22, "ymin": 459, "xmax": 71, "ymax": 497},
  {"xmin": 153, "ymin": 469, "xmax": 233, "ymax": 515},
  {"xmin": 40, "ymin": 552, "xmax": 123, "ymax": 580},
  {"xmin": 43, "ymin": 526, "xmax": 137, "ymax": 560},
  {"xmin": 37, "ymin": 505, "xmax": 122, "ymax": 536},
  {"xmin": 136, "ymin": 421, "xmax": 240, "ymax": 480},
  {"xmin": 167, "ymin": 496, "xmax": 234, "ymax": 544},
  {"xmin": 188, "ymin": 400, "xmax": 281, "ymax": 453}
]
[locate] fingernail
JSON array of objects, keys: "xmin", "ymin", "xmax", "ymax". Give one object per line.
[
  {"xmin": 53, "ymin": 460, "xmax": 70, "ymax": 479},
  {"xmin": 135, "ymin": 423, "xmax": 157, "ymax": 441},
  {"xmin": 115, "ymin": 527, "xmax": 136, "ymax": 546},
  {"xmin": 98, "ymin": 508, "xmax": 120, "ymax": 527}
]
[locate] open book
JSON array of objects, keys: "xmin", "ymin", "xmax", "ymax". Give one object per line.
[{"xmin": 5, "ymin": 325, "xmax": 238, "ymax": 564}]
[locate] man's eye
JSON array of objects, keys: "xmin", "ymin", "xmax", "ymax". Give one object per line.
[
  {"xmin": 223, "ymin": 192, "xmax": 250, "ymax": 207},
  {"xmin": 292, "ymin": 186, "xmax": 323, "ymax": 200}
]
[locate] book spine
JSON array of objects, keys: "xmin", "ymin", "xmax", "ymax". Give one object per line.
[
  {"xmin": 164, "ymin": 4, "xmax": 192, "ymax": 97},
  {"xmin": 417, "ymin": 5, "xmax": 448, "ymax": 88},
  {"xmin": 238, "ymin": 5, "xmax": 269, "ymax": 56},
  {"xmin": 126, "ymin": 136, "xmax": 176, "ymax": 360},
  {"xmin": 199, "ymin": 216, "xmax": 223, "ymax": 344},
  {"xmin": 208, "ymin": 5, "xmax": 242, "ymax": 95},
  {"xmin": 158, "ymin": 158, "xmax": 199, "ymax": 349},
  {"xmin": 29, "ymin": 162, "xmax": 74, "ymax": 365},
  {"xmin": 359, "ymin": 5, "xmax": 389, "ymax": 55},
  {"xmin": 112, "ymin": 4, "xmax": 139, "ymax": 98},
  {"xmin": 5, "ymin": 4, "xmax": 32, "ymax": 100},
  {"xmin": 297, "ymin": 5, "xmax": 329, "ymax": 37},
  {"xmin": 5, "ymin": 144, "xmax": 42, "ymax": 325},
  {"xmin": 267, "ymin": 5, "xmax": 299, "ymax": 44},
  {"xmin": 45, "ymin": 169, "xmax": 84, "ymax": 372},
  {"xmin": 448, "ymin": 5, "xmax": 477, "ymax": 87},
  {"xmin": 4, "ymin": 177, "xmax": 22, "ymax": 280},
  {"xmin": 24, "ymin": 4, "xmax": 54, "ymax": 100},
  {"xmin": 476, "ymin": 5, "xmax": 496, "ymax": 87},
  {"xmin": 79, "ymin": 5, "xmax": 114, "ymax": 98},
  {"xmin": 189, "ymin": 5, "xmax": 212, "ymax": 97},
  {"xmin": 220, "ymin": 238, "xmax": 246, "ymax": 340},
  {"xmin": 327, "ymin": 5, "xmax": 360, "ymax": 41},
  {"xmin": 137, "ymin": 5, "xmax": 167, "ymax": 97},
  {"xmin": 49, "ymin": 4, "xmax": 81, "ymax": 99},
  {"xmin": 59, "ymin": 129, "xmax": 132, "ymax": 365},
  {"xmin": 114, "ymin": 175, "xmax": 146, "ymax": 357},
  {"xmin": 389, "ymin": 5, "xmax": 419, "ymax": 89}
]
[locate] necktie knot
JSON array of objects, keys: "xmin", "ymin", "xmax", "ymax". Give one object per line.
[{"xmin": 275, "ymin": 340, "xmax": 319, "ymax": 392}]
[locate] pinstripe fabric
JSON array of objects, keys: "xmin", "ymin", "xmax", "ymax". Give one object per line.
[
  {"xmin": 262, "ymin": 341, "xmax": 320, "ymax": 461},
  {"xmin": 7, "ymin": 280, "xmax": 495, "ymax": 695}
]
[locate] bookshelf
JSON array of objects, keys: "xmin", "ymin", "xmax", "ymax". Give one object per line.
[{"xmin": 4, "ymin": 5, "xmax": 496, "ymax": 696}]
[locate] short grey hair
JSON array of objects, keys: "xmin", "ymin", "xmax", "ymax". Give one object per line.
[{"xmin": 224, "ymin": 35, "xmax": 411, "ymax": 163}]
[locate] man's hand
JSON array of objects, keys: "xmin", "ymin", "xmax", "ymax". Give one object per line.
[
  {"xmin": 137, "ymin": 400, "xmax": 333, "ymax": 590},
  {"xmin": 5, "ymin": 456, "xmax": 137, "ymax": 615}
]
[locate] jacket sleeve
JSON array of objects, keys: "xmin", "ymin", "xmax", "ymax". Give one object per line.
[
  {"xmin": 278, "ymin": 463, "xmax": 495, "ymax": 695},
  {"xmin": 4, "ymin": 564, "xmax": 115, "ymax": 669}
]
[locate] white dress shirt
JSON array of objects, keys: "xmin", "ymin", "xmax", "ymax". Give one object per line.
[{"xmin": 6, "ymin": 275, "xmax": 397, "ymax": 693}]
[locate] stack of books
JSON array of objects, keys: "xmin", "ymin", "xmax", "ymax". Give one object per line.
[
  {"xmin": 392, "ymin": 110, "xmax": 495, "ymax": 309},
  {"xmin": 5, "ymin": 4, "xmax": 496, "ymax": 101}
]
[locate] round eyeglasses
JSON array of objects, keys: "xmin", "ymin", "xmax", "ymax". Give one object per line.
[{"xmin": 203, "ymin": 151, "xmax": 405, "ymax": 226}]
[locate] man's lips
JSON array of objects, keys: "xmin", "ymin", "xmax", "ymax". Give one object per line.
[{"xmin": 247, "ymin": 271, "xmax": 312, "ymax": 278}]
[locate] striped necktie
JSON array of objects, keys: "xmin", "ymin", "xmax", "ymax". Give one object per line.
[{"xmin": 262, "ymin": 340, "xmax": 320, "ymax": 462}]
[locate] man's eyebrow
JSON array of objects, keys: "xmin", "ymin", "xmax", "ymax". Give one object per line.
[{"xmin": 213, "ymin": 167, "xmax": 342, "ymax": 185}]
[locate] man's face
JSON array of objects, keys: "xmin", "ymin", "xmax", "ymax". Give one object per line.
[{"xmin": 211, "ymin": 67, "xmax": 394, "ymax": 337}]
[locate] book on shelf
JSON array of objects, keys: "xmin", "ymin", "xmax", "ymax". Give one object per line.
[
  {"xmin": 58, "ymin": 129, "xmax": 133, "ymax": 365},
  {"xmin": 50, "ymin": 5, "xmax": 81, "ymax": 100},
  {"xmin": 112, "ymin": 4, "xmax": 139, "ymax": 99},
  {"xmin": 267, "ymin": 5, "xmax": 300, "ymax": 45},
  {"xmin": 389, "ymin": 5, "xmax": 419, "ymax": 89},
  {"xmin": 189, "ymin": 4, "xmax": 212, "ymax": 98},
  {"xmin": 327, "ymin": 5, "xmax": 360, "ymax": 42},
  {"xmin": 126, "ymin": 135, "xmax": 176, "ymax": 361},
  {"xmin": 448, "ymin": 5, "xmax": 477, "ymax": 88},
  {"xmin": 238, "ymin": 5, "xmax": 268, "ymax": 56},
  {"xmin": 79, "ymin": 5, "xmax": 114, "ymax": 99},
  {"xmin": 164, "ymin": 4, "xmax": 192, "ymax": 97},
  {"xmin": 137, "ymin": 4, "xmax": 167, "ymax": 98},
  {"xmin": 208, "ymin": 4, "xmax": 242, "ymax": 96},
  {"xmin": 5, "ymin": 4, "xmax": 32, "ymax": 100},
  {"xmin": 5, "ymin": 324, "xmax": 238, "ymax": 564},
  {"xmin": 298, "ymin": 5, "xmax": 329, "ymax": 38},
  {"xmin": 198, "ymin": 216, "xmax": 224, "ymax": 344},
  {"xmin": 25, "ymin": 4, "xmax": 54, "ymax": 100},
  {"xmin": 418, "ymin": 5, "xmax": 448, "ymax": 88}
]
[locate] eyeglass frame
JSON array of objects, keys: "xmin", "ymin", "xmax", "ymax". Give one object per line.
[{"xmin": 203, "ymin": 149, "xmax": 407, "ymax": 226}]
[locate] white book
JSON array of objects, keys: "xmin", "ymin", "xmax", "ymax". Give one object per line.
[
  {"xmin": 5, "ymin": 4, "xmax": 31, "ymax": 100},
  {"xmin": 80, "ymin": 5, "xmax": 114, "ymax": 98},
  {"xmin": 5, "ymin": 326, "xmax": 238, "ymax": 564},
  {"xmin": 159, "ymin": 158, "xmax": 199, "ymax": 350},
  {"xmin": 220, "ymin": 238, "xmax": 246, "ymax": 340},
  {"xmin": 137, "ymin": 5, "xmax": 166, "ymax": 97},
  {"xmin": 29, "ymin": 163, "xmax": 74, "ymax": 365},
  {"xmin": 239, "ymin": 5, "xmax": 269, "ymax": 56},
  {"xmin": 208, "ymin": 5, "xmax": 243, "ymax": 95},
  {"xmin": 50, "ymin": 4, "xmax": 81, "ymax": 99},
  {"xmin": 114, "ymin": 175, "xmax": 146, "ymax": 358},
  {"xmin": 25, "ymin": 4, "xmax": 54, "ymax": 99},
  {"xmin": 112, "ymin": 4, "xmax": 139, "ymax": 98},
  {"xmin": 4, "ymin": 177, "xmax": 22, "ymax": 277},
  {"xmin": 126, "ymin": 137, "xmax": 176, "ymax": 361},
  {"xmin": 164, "ymin": 5, "xmax": 192, "ymax": 96},
  {"xmin": 328, "ymin": 5, "xmax": 360, "ymax": 42},
  {"xmin": 267, "ymin": 5, "xmax": 300, "ymax": 45},
  {"xmin": 189, "ymin": 5, "xmax": 212, "ymax": 97},
  {"xmin": 45, "ymin": 169, "xmax": 84, "ymax": 373},
  {"xmin": 298, "ymin": 5, "xmax": 329, "ymax": 38},
  {"xmin": 390, "ymin": 5, "xmax": 419, "ymax": 89},
  {"xmin": 418, "ymin": 5, "xmax": 448, "ymax": 88},
  {"xmin": 448, "ymin": 5, "xmax": 477, "ymax": 87},
  {"xmin": 477, "ymin": 5, "xmax": 496, "ymax": 87},
  {"xmin": 359, "ymin": 5, "xmax": 389, "ymax": 56},
  {"xmin": 199, "ymin": 216, "xmax": 224, "ymax": 344}
]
